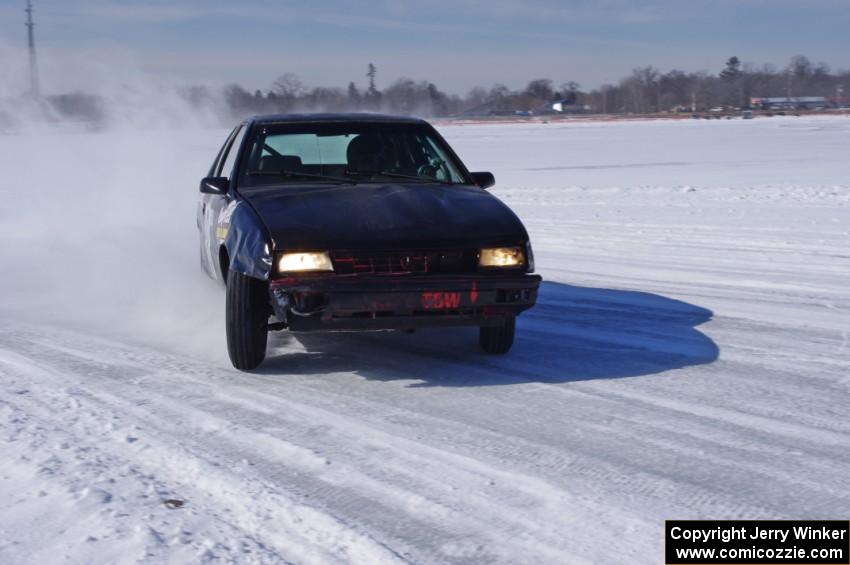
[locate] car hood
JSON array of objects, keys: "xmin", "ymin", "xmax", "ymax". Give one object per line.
[{"xmin": 241, "ymin": 183, "xmax": 528, "ymax": 250}]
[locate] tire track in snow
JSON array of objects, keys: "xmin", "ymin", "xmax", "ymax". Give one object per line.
[
  {"xmin": 0, "ymin": 331, "xmax": 594, "ymax": 563},
  {"xmin": 0, "ymin": 344, "xmax": 408, "ymax": 565}
]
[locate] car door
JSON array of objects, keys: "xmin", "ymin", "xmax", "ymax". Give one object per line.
[{"xmin": 200, "ymin": 125, "xmax": 247, "ymax": 281}]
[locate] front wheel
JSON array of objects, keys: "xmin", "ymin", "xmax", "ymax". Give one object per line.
[
  {"xmin": 226, "ymin": 271, "xmax": 270, "ymax": 370},
  {"xmin": 479, "ymin": 316, "xmax": 516, "ymax": 354}
]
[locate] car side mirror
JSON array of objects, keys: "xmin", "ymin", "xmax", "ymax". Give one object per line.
[
  {"xmin": 200, "ymin": 176, "xmax": 228, "ymax": 195},
  {"xmin": 470, "ymin": 171, "xmax": 495, "ymax": 190}
]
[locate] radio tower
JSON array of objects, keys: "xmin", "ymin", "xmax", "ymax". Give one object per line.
[{"xmin": 25, "ymin": 0, "xmax": 40, "ymax": 97}]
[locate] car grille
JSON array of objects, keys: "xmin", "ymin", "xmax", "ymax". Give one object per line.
[{"xmin": 330, "ymin": 250, "xmax": 478, "ymax": 275}]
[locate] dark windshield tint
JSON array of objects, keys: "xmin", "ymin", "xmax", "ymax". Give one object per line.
[{"xmin": 238, "ymin": 122, "xmax": 468, "ymax": 188}]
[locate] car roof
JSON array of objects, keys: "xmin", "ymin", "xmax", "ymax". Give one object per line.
[{"xmin": 246, "ymin": 113, "xmax": 428, "ymax": 126}]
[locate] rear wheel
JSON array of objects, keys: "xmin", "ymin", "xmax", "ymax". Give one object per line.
[
  {"xmin": 479, "ymin": 315, "xmax": 516, "ymax": 354},
  {"xmin": 226, "ymin": 271, "xmax": 270, "ymax": 370}
]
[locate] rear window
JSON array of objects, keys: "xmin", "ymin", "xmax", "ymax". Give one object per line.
[{"xmin": 263, "ymin": 133, "xmax": 350, "ymax": 165}]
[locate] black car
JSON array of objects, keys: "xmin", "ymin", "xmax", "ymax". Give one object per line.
[{"xmin": 198, "ymin": 114, "xmax": 541, "ymax": 370}]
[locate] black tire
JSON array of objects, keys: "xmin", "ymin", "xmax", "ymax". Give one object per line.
[
  {"xmin": 226, "ymin": 270, "xmax": 270, "ymax": 370},
  {"xmin": 479, "ymin": 315, "xmax": 516, "ymax": 354}
]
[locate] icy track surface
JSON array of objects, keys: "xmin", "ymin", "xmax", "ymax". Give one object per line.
[{"xmin": 1, "ymin": 116, "xmax": 849, "ymax": 564}]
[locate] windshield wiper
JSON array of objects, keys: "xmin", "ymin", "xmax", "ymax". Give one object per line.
[
  {"xmin": 346, "ymin": 169, "xmax": 453, "ymax": 184},
  {"xmin": 247, "ymin": 169, "xmax": 357, "ymax": 185}
]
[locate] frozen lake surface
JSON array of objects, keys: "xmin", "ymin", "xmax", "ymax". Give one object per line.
[{"xmin": 1, "ymin": 116, "xmax": 848, "ymax": 564}]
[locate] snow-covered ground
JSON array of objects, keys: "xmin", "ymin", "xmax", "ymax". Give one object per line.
[{"xmin": 1, "ymin": 116, "xmax": 848, "ymax": 564}]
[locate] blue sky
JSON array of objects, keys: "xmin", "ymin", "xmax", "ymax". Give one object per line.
[{"xmin": 1, "ymin": 0, "xmax": 848, "ymax": 94}]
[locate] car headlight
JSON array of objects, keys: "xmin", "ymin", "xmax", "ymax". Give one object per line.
[
  {"xmin": 277, "ymin": 251, "xmax": 333, "ymax": 273},
  {"xmin": 478, "ymin": 246, "xmax": 525, "ymax": 268}
]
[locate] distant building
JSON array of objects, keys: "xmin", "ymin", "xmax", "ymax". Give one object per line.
[
  {"xmin": 750, "ymin": 96, "xmax": 827, "ymax": 110},
  {"xmin": 828, "ymin": 96, "xmax": 848, "ymax": 109},
  {"xmin": 551, "ymin": 100, "xmax": 590, "ymax": 114}
]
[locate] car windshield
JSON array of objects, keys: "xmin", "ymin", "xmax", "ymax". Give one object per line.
[{"xmin": 238, "ymin": 122, "xmax": 468, "ymax": 188}]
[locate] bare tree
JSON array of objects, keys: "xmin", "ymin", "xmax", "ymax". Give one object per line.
[{"xmin": 273, "ymin": 73, "xmax": 305, "ymax": 99}]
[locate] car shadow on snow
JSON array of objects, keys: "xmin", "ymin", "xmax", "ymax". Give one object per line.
[{"xmin": 258, "ymin": 281, "xmax": 719, "ymax": 386}]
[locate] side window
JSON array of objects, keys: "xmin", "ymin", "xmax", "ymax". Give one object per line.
[
  {"xmin": 422, "ymin": 136, "xmax": 464, "ymax": 183},
  {"xmin": 209, "ymin": 127, "xmax": 238, "ymax": 176},
  {"xmin": 218, "ymin": 126, "xmax": 246, "ymax": 179}
]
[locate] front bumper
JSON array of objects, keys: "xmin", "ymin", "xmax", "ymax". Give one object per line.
[{"xmin": 269, "ymin": 273, "xmax": 541, "ymax": 331}]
